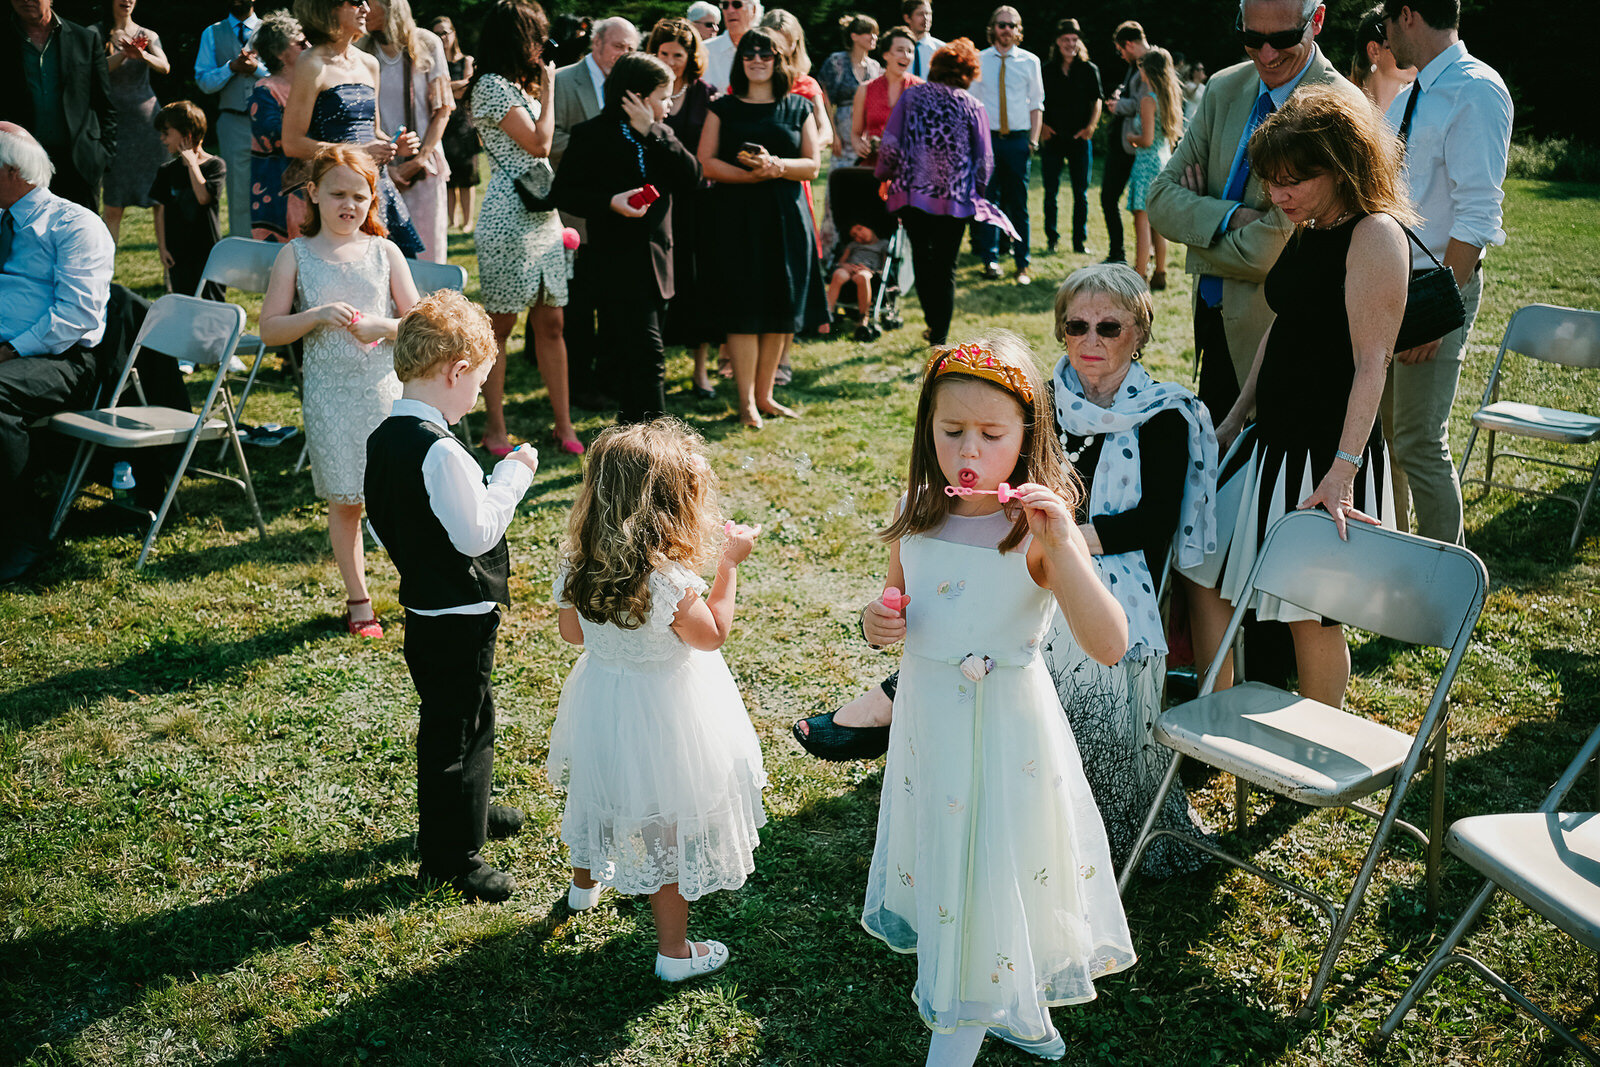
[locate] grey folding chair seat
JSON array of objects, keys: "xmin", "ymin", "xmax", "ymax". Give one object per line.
[
  {"xmin": 1380, "ymin": 722, "xmax": 1600, "ymax": 1063},
  {"xmin": 1120, "ymin": 509, "xmax": 1488, "ymax": 1019},
  {"xmin": 1457, "ymin": 303, "xmax": 1600, "ymax": 550},
  {"xmin": 47, "ymin": 295, "xmax": 263, "ymax": 568}
]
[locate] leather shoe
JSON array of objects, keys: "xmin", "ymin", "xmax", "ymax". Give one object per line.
[
  {"xmin": 655, "ymin": 939, "xmax": 730, "ymax": 982},
  {"xmin": 981, "ymin": 262, "xmax": 1003, "ymax": 280},
  {"xmin": 487, "ymin": 803, "xmax": 525, "ymax": 839},
  {"xmin": 0, "ymin": 540, "xmax": 44, "ymax": 583},
  {"xmin": 420, "ymin": 863, "xmax": 516, "ymax": 902},
  {"xmin": 792, "ymin": 710, "xmax": 889, "ymax": 762}
]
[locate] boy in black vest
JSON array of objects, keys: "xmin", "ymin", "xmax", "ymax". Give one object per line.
[{"xmin": 366, "ymin": 291, "xmax": 539, "ymax": 902}]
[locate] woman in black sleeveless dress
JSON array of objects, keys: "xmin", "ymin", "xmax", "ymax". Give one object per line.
[{"xmin": 1188, "ymin": 84, "xmax": 1415, "ymax": 710}]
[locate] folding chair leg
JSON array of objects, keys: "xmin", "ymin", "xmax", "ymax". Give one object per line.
[
  {"xmin": 294, "ymin": 437, "xmax": 309, "ymax": 473},
  {"xmin": 1380, "ymin": 880, "xmax": 1499, "ymax": 1039},
  {"xmin": 48, "ymin": 441, "xmax": 97, "ymax": 539},
  {"xmin": 1457, "ymin": 422, "xmax": 1480, "ymax": 482},
  {"xmin": 135, "ymin": 423, "xmax": 210, "ymax": 570},
  {"xmin": 224, "ymin": 409, "xmax": 268, "ymax": 539},
  {"xmin": 1569, "ymin": 456, "xmax": 1600, "ymax": 551},
  {"xmin": 1236, "ymin": 777, "xmax": 1251, "ymax": 832},
  {"xmin": 1117, "ymin": 752, "xmax": 1184, "ymax": 893},
  {"xmin": 1483, "ymin": 430, "xmax": 1498, "ymax": 486}
]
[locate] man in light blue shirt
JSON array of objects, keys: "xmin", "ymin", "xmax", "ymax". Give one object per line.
[
  {"xmin": 903, "ymin": 1, "xmax": 944, "ymax": 79},
  {"xmin": 1381, "ymin": 0, "xmax": 1511, "ymax": 546},
  {"xmin": 0, "ymin": 123, "xmax": 115, "ymax": 580},
  {"xmin": 194, "ymin": 0, "xmax": 267, "ymax": 237},
  {"xmin": 973, "ymin": 5, "xmax": 1044, "ymax": 285}
]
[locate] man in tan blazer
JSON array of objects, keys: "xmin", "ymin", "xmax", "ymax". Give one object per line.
[{"xmin": 1148, "ymin": 0, "xmax": 1363, "ymax": 422}]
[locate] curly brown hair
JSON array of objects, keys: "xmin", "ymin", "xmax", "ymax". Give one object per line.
[
  {"xmin": 560, "ymin": 420, "xmax": 722, "ymax": 629},
  {"xmin": 883, "ymin": 330, "xmax": 1080, "ymax": 555},
  {"xmin": 927, "ymin": 37, "xmax": 980, "ymax": 87}
]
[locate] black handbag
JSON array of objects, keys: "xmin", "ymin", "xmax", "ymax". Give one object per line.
[{"xmin": 1395, "ymin": 225, "xmax": 1467, "ymax": 352}]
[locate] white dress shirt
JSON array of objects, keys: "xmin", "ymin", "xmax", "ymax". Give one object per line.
[
  {"xmin": 705, "ymin": 33, "xmax": 736, "ymax": 93},
  {"xmin": 1385, "ymin": 40, "xmax": 1512, "ymax": 261},
  {"xmin": 0, "ymin": 187, "xmax": 114, "ymax": 357},
  {"xmin": 194, "ymin": 14, "xmax": 269, "ymax": 95},
  {"xmin": 387, "ymin": 398, "xmax": 535, "ymax": 615},
  {"xmin": 910, "ymin": 35, "xmax": 945, "ymax": 79},
  {"xmin": 974, "ymin": 45, "xmax": 1044, "ymax": 135}
]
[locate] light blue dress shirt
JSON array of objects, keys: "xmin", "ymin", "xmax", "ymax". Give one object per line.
[
  {"xmin": 194, "ymin": 15, "xmax": 269, "ymax": 95},
  {"xmin": 0, "ymin": 187, "xmax": 115, "ymax": 357}
]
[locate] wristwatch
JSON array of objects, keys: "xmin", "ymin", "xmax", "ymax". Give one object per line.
[{"xmin": 1334, "ymin": 448, "xmax": 1364, "ymax": 469}]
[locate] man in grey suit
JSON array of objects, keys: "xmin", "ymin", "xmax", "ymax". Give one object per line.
[
  {"xmin": 1148, "ymin": 0, "xmax": 1363, "ymax": 423},
  {"xmin": 551, "ymin": 16, "xmax": 637, "ymax": 410}
]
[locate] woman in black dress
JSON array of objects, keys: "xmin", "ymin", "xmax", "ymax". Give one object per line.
[
  {"xmin": 1184, "ymin": 84, "xmax": 1413, "ymax": 709},
  {"xmin": 647, "ymin": 17, "xmax": 721, "ymax": 398},
  {"xmin": 696, "ymin": 26, "xmax": 825, "ymax": 430},
  {"xmin": 551, "ymin": 53, "xmax": 701, "ymax": 424},
  {"xmin": 432, "ymin": 16, "xmax": 481, "ymax": 231}
]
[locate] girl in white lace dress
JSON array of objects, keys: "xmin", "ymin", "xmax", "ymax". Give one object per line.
[
  {"xmin": 860, "ymin": 333, "xmax": 1136, "ymax": 1067},
  {"xmin": 548, "ymin": 420, "xmax": 767, "ymax": 982},
  {"xmin": 260, "ymin": 145, "xmax": 420, "ymax": 637}
]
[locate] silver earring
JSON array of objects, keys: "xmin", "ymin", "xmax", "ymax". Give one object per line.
[{"xmin": 1370, "ymin": 63, "xmax": 1378, "ymax": 73}]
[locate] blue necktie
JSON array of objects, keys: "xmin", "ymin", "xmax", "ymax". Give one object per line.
[
  {"xmin": 913, "ymin": 42, "xmax": 922, "ymax": 78},
  {"xmin": 1198, "ymin": 90, "xmax": 1276, "ymax": 307}
]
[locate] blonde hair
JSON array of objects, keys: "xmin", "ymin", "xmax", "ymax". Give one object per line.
[
  {"xmin": 883, "ymin": 330, "xmax": 1080, "ymax": 555},
  {"xmin": 759, "ymin": 9, "xmax": 811, "ymax": 77},
  {"xmin": 360, "ymin": 0, "xmax": 432, "ymax": 72},
  {"xmin": 560, "ymin": 420, "xmax": 722, "ymax": 629},
  {"xmin": 1249, "ymin": 83, "xmax": 1421, "ymax": 227},
  {"xmin": 393, "ymin": 291, "xmax": 496, "ymax": 381},
  {"xmin": 1139, "ymin": 47, "xmax": 1182, "ymax": 149},
  {"xmin": 1053, "ymin": 263, "xmax": 1154, "ymax": 351}
]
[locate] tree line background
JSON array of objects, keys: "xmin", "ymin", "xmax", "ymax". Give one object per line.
[{"xmin": 53, "ymin": 0, "xmax": 1598, "ymax": 148}]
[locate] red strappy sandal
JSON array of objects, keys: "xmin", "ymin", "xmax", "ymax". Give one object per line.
[{"xmin": 344, "ymin": 598, "xmax": 383, "ymax": 639}]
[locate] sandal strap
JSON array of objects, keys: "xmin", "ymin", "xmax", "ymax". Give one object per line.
[{"xmin": 346, "ymin": 597, "xmax": 372, "ymax": 607}]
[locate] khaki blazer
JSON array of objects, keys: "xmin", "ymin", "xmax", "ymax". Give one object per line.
[{"xmin": 1147, "ymin": 48, "xmax": 1363, "ymax": 392}]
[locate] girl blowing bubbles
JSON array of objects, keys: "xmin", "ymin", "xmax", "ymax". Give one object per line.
[
  {"xmin": 860, "ymin": 332, "xmax": 1136, "ymax": 1066},
  {"xmin": 548, "ymin": 420, "xmax": 767, "ymax": 981},
  {"xmin": 261, "ymin": 144, "xmax": 421, "ymax": 637}
]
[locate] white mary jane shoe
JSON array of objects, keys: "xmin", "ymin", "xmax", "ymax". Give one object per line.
[
  {"xmin": 567, "ymin": 881, "xmax": 604, "ymax": 911},
  {"xmin": 654, "ymin": 939, "xmax": 730, "ymax": 982},
  {"xmin": 987, "ymin": 1026, "xmax": 1066, "ymax": 1060}
]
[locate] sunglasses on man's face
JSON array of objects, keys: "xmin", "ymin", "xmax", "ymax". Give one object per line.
[
  {"xmin": 721, "ymin": 0, "xmax": 744, "ymax": 8},
  {"xmin": 1235, "ymin": 19, "xmax": 1309, "ymax": 50},
  {"xmin": 1062, "ymin": 318, "xmax": 1131, "ymax": 339},
  {"xmin": 994, "ymin": 21, "xmax": 1018, "ymax": 29}
]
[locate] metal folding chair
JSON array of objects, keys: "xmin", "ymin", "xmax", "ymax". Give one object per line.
[
  {"xmin": 1457, "ymin": 303, "xmax": 1600, "ymax": 550},
  {"xmin": 193, "ymin": 236, "xmax": 285, "ymax": 427},
  {"xmin": 46, "ymin": 295, "xmax": 264, "ymax": 569},
  {"xmin": 1119, "ymin": 509, "xmax": 1488, "ymax": 1018}
]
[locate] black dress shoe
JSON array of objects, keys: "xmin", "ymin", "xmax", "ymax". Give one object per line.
[
  {"xmin": 0, "ymin": 540, "xmax": 43, "ymax": 583},
  {"xmin": 487, "ymin": 803, "xmax": 525, "ymax": 839},
  {"xmin": 1074, "ymin": 243, "xmax": 1090, "ymax": 255},
  {"xmin": 420, "ymin": 863, "xmax": 517, "ymax": 902},
  {"xmin": 1046, "ymin": 237, "xmax": 1058, "ymax": 252},
  {"xmin": 792, "ymin": 710, "xmax": 889, "ymax": 762}
]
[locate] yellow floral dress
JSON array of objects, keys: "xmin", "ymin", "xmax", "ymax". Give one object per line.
[{"xmin": 861, "ymin": 510, "xmax": 1137, "ymax": 1041}]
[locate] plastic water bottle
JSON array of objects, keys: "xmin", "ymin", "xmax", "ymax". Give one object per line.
[{"xmin": 111, "ymin": 461, "xmax": 135, "ymax": 503}]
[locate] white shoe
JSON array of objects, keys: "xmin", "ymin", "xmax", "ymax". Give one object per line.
[
  {"xmin": 654, "ymin": 939, "xmax": 730, "ymax": 982},
  {"xmin": 567, "ymin": 881, "xmax": 603, "ymax": 911},
  {"xmin": 987, "ymin": 1026, "xmax": 1065, "ymax": 1060}
]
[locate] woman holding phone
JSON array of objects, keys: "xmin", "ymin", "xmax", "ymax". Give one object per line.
[{"xmin": 697, "ymin": 26, "xmax": 825, "ymax": 430}]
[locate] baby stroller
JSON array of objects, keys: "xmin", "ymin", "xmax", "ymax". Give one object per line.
[{"xmin": 825, "ymin": 166, "xmax": 910, "ymax": 338}]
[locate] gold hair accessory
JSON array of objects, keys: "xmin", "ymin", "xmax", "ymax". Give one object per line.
[{"xmin": 929, "ymin": 342, "xmax": 1035, "ymax": 404}]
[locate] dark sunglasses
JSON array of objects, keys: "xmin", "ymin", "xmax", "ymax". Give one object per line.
[
  {"xmin": 740, "ymin": 46, "xmax": 776, "ymax": 59},
  {"xmin": 695, "ymin": 19, "xmax": 718, "ymax": 28},
  {"xmin": 720, "ymin": 0, "xmax": 744, "ymax": 8},
  {"xmin": 994, "ymin": 21, "xmax": 1018, "ymax": 29},
  {"xmin": 1235, "ymin": 18, "xmax": 1309, "ymax": 50},
  {"xmin": 1062, "ymin": 319, "xmax": 1131, "ymax": 339}
]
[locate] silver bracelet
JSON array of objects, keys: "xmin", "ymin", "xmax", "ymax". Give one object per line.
[{"xmin": 1334, "ymin": 448, "xmax": 1364, "ymax": 469}]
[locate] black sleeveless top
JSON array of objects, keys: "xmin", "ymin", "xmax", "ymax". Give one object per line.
[{"xmin": 1255, "ymin": 214, "xmax": 1385, "ymax": 456}]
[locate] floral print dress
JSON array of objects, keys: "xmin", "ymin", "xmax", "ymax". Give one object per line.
[{"xmin": 862, "ymin": 509, "xmax": 1135, "ymax": 1041}]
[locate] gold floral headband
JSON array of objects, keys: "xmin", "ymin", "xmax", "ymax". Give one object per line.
[{"xmin": 928, "ymin": 342, "xmax": 1035, "ymax": 404}]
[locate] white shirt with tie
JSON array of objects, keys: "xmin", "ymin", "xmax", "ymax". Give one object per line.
[
  {"xmin": 974, "ymin": 45, "xmax": 1044, "ymax": 136},
  {"xmin": 910, "ymin": 34, "xmax": 945, "ymax": 80}
]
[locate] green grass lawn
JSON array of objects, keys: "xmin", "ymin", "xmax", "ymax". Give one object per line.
[{"xmin": 2, "ymin": 174, "xmax": 1598, "ymax": 1066}]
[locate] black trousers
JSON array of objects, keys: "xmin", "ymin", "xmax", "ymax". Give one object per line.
[
  {"xmin": 902, "ymin": 208, "xmax": 966, "ymax": 346},
  {"xmin": 562, "ymin": 246, "xmax": 606, "ymax": 399},
  {"xmin": 0, "ymin": 346, "xmax": 96, "ymax": 545},
  {"xmin": 405, "ymin": 608, "xmax": 500, "ymax": 878},
  {"xmin": 600, "ymin": 290, "xmax": 668, "ymax": 424},
  {"xmin": 1099, "ymin": 142, "xmax": 1135, "ymax": 262},
  {"xmin": 1194, "ymin": 300, "xmax": 1243, "ymax": 426}
]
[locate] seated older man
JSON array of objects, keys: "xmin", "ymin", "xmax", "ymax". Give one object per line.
[{"xmin": 0, "ymin": 122, "xmax": 116, "ymax": 581}]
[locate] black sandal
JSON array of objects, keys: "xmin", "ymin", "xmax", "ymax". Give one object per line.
[{"xmin": 791, "ymin": 711, "xmax": 890, "ymax": 762}]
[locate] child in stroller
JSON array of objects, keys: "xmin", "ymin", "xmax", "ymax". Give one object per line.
[{"xmin": 825, "ymin": 223, "xmax": 890, "ymax": 342}]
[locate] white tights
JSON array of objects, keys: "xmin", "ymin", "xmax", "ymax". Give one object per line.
[{"xmin": 925, "ymin": 1026, "xmax": 986, "ymax": 1067}]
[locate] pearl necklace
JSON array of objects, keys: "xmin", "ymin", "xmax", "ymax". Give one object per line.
[{"xmin": 1063, "ymin": 432, "xmax": 1095, "ymax": 464}]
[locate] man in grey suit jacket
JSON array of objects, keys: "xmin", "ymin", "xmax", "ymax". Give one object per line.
[
  {"xmin": 551, "ymin": 16, "xmax": 637, "ymax": 410},
  {"xmin": 1148, "ymin": 0, "xmax": 1363, "ymax": 422}
]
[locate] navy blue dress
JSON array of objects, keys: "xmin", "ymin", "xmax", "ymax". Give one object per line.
[{"xmin": 309, "ymin": 82, "xmax": 425, "ymax": 258}]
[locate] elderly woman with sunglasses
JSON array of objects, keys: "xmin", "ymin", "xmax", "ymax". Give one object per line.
[{"xmin": 795, "ymin": 262, "xmax": 1220, "ymax": 879}]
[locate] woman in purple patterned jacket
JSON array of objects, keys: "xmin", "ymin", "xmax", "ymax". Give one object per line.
[{"xmin": 874, "ymin": 37, "xmax": 1015, "ymax": 346}]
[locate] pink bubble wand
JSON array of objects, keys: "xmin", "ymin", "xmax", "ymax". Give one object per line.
[{"xmin": 943, "ymin": 481, "xmax": 1019, "ymax": 503}]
